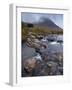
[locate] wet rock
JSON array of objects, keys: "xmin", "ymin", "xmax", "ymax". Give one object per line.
[
  {"xmin": 47, "ymin": 61, "xmax": 58, "ymax": 75},
  {"xmin": 42, "ymin": 54, "xmax": 49, "ymax": 62},
  {"xmin": 27, "ymin": 35, "xmax": 48, "ymax": 50},
  {"xmin": 41, "ymin": 43, "xmax": 48, "ymax": 49},
  {"xmin": 55, "ymin": 53, "xmax": 63, "ymax": 62},
  {"xmin": 58, "ymin": 66, "xmax": 63, "ymax": 74},
  {"xmin": 36, "ymin": 35, "xmax": 43, "ymax": 40},
  {"xmin": 23, "ymin": 58, "xmax": 37, "ymax": 74},
  {"xmin": 40, "ymin": 51, "xmax": 57, "ymax": 62},
  {"xmin": 55, "ymin": 71, "xmax": 62, "ymax": 75},
  {"xmin": 22, "ymin": 54, "xmax": 63, "ymax": 76},
  {"xmin": 40, "ymin": 50, "xmax": 63, "ymax": 63},
  {"xmin": 32, "ymin": 61, "xmax": 49, "ymax": 76},
  {"xmin": 47, "ymin": 35, "xmax": 57, "ymax": 41},
  {"xmin": 34, "ymin": 53, "xmax": 42, "ymax": 61}
]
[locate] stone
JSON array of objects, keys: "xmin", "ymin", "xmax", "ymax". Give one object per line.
[
  {"xmin": 47, "ymin": 61, "xmax": 58, "ymax": 75},
  {"xmin": 23, "ymin": 57, "xmax": 37, "ymax": 73},
  {"xmin": 58, "ymin": 66, "xmax": 63, "ymax": 74},
  {"xmin": 32, "ymin": 61, "xmax": 49, "ymax": 76},
  {"xmin": 27, "ymin": 35, "xmax": 48, "ymax": 51}
]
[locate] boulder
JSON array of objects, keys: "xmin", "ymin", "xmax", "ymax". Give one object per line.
[
  {"xmin": 23, "ymin": 57, "xmax": 37, "ymax": 73},
  {"xmin": 32, "ymin": 61, "xmax": 49, "ymax": 76},
  {"xmin": 47, "ymin": 61, "xmax": 58, "ymax": 75},
  {"xmin": 27, "ymin": 36, "xmax": 48, "ymax": 50}
]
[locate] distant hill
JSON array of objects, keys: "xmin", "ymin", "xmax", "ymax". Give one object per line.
[
  {"xmin": 22, "ymin": 17, "xmax": 63, "ymax": 31},
  {"xmin": 35, "ymin": 17, "xmax": 63, "ymax": 31}
]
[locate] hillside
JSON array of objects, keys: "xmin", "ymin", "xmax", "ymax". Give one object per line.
[{"xmin": 21, "ymin": 17, "xmax": 63, "ymax": 42}]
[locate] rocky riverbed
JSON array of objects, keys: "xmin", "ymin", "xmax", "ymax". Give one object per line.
[{"xmin": 21, "ymin": 34, "xmax": 63, "ymax": 77}]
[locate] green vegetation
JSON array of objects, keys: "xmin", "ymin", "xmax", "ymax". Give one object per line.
[{"xmin": 21, "ymin": 22, "xmax": 63, "ymax": 42}]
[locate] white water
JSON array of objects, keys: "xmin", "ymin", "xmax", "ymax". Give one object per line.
[{"xmin": 34, "ymin": 53, "xmax": 42, "ymax": 61}]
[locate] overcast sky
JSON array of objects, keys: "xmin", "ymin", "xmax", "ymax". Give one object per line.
[{"xmin": 21, "ymin": 12, "xmax": 63, "ymax": 28}]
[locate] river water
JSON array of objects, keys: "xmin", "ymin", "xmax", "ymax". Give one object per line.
[{"xmin": 22, "ymin": 35, "xmax": 63, "ymax": 60}]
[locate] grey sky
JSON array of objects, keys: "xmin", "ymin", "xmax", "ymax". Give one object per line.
[{"xmin": 21, "ymin": 12, "xmax": 63, "ymax": 28}]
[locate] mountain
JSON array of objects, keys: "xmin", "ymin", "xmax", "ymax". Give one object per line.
[
  {"xmin": 35, "ymin": 17, "xmax": 63, "ymax": 30},
  {"xmin": 22, "ymin": 17, "xmax": 63, "ymax": 32}
]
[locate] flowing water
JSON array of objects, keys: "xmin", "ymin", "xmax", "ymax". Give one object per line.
[
  {"xmin": 22, "ymin": 35, "xmax": 63, "ymax": 60},
  {"xmin": 22, "ymin": 35, "xmax": 63, "ymax": 76}
]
